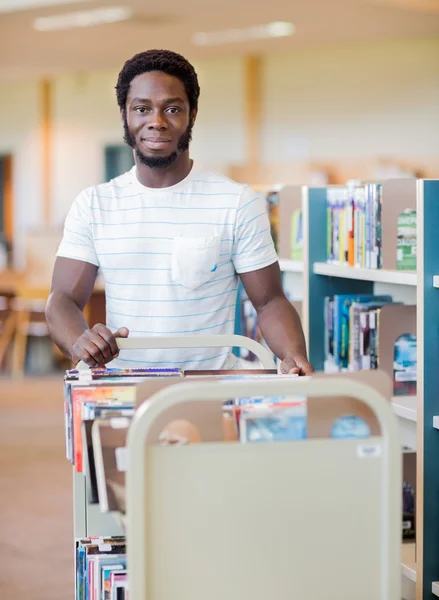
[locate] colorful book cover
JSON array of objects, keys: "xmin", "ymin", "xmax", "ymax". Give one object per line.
[
  {"xmin": 73, "ymin": 386, "xmax": 136, "ymax": 472},
  {"xmin": 290, "ymin": 208, "xmax": 303, "ymax": 261},
  {"xmin": 334, "ymin": 294, "xmax": 391, "ymax": 370},
  {"xmin": 102, "ymin": 564, "xmax": 126, "ymax": 600},
  {"xmin": 349, "ymin": 299, "xmax": 395, "ymax": 371},
  {"xmin": 393, "ymin": 333, "xmax": 417, "ymax": 395},
  {"xmin": 110, "ymin": 571, "xmax": 128, "ymax": 600},
  {"xmin": 396, "ymin": 209, "xmax": 417, "ymax": 271},
  {"xmin": 239, "ymin": 402, "xmax": 307, "ymax": 443}
]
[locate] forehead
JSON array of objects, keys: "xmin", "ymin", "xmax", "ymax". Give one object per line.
[{"xmin": 127, "ymin": 71, "xmax": 188, "ymax": 103}]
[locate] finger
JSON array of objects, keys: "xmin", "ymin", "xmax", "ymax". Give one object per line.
[
  {"xmin": 299, "ymin": 362, "xmax": 314, "ymax": 376},
  {"xmin": 85, "ymin": 329, "xmax": 115, "ymax": 363},
  {"xmin": 73, "ymin": 347, "xmax": 99, "ymax": 368},
  {"xmin": 80, "ymin": 336, "xmax": 107, "ymax": 366},
  {"xmin": 115, "ymin": 327, "xmax": 129, "ymax": 338},
  {"xmin": 93, "ymin": 324, "xmax": 120, "ymax": 358},
  {"xmin": 289, "ymin": 366, "xmax": 300, "ymax": 375},
  {"xmin": 280, "ymin": 358, "xmax": 298, "ymax": 374}
]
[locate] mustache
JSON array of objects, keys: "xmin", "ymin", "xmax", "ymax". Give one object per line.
[{"xmin": 122, "ymin": 113, "xmax": 193, "ymax": 155}]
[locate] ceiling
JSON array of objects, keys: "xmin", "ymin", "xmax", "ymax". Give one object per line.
[{"xmin": 0, "ymin": 0, "xmax": 438, "ymax": 82}]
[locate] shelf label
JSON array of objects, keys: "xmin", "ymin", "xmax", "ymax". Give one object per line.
[{"xmin": 357, "ymin": 444, "xmax": 382, "ymax": 458}]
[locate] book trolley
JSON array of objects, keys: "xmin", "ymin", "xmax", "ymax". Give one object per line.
[{"xmin": 67, "ymin": 334, "xmax": 403, "ymax": 599}]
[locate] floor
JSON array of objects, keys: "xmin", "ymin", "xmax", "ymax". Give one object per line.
[{"xmin": 0, "ymin": 376, "xmax": 74, "ymax": 600}]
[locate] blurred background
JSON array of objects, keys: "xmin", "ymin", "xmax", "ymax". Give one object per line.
[
  {"xmin": 0, "ymin": 2, "xmax": 437, "ymax": 598},
  {"xmin": 0, "ymin": 0, "xmax": 438, "ymax": 377}
]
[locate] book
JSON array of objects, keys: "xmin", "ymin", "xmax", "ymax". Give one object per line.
[
  {"xmin": 396, "ymin": 209, "xmax": 417, "ymax": 271},
  {"xmin": 290, "ymin": 208, "xmax": 303, "ymax": 261},
  {"xmin": 326, "ymin": 182, "xmax": 383, "ymax": 269}
]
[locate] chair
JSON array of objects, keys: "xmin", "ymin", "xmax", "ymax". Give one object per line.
[{"xmin": 0, "ymin": 296, "xmax": 16, "ymax": 370}]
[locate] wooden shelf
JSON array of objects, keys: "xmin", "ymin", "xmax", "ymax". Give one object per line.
[
  {"xmin": 313, "ymin": 263, "xmax": 417, "ymax": 286},
  {"xmin": 391, "ymin": 396, "xmax": 417, "ymax": 422},
  {"xmin": 401, "ymin": 543, "xmax": 416, "ymax": 582},
  {"xmin": 279, "ymin": 259, "xmax": 304, "ymax": 273}
]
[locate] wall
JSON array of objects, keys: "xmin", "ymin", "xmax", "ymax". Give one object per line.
[
  {"xmin": 51, "ymin": 57, "xmax": 247, "ymax": 224},
  {"xmin": 0, "ymin": 81, "xmax": 42, "ymax": 267},
  {"xmin": 261, "ymin": 37, "xmax": 439, "ymax": 164}
]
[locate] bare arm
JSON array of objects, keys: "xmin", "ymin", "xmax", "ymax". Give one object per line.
[
  {"xmin": 240, "ymin": 262, "xmax": 313, "ymax": 375},
  {"xmin": 45, "ymin": 257, "xmax": 127, "ymax": 366}
]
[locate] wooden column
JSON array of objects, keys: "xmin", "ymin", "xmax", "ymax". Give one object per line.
[
  {"xmin": 3, "ymin": 155, "xmax": 13, "ymax": 244},
  {"xmin": 244, "ymin": 55, "xmax": 262, "ymax": 166}
]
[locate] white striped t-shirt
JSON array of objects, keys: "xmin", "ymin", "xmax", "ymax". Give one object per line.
[{"xmin": 57, "ymin": 164, "xmax": 278, "ymax": 369}]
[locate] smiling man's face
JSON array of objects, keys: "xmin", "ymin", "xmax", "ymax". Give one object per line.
[{"xmin": 123, "ymin": 70, "xmax": 196, "ymax": 169}]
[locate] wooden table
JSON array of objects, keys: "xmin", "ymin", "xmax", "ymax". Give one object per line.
[{"xmin": 0, "ymin": 270, "xmax": 106, "ymax": 325}]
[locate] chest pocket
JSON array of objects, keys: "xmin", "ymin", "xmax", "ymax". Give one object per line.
[{"xmin": 171, "ymin": 236, "xmax": 221, "ymax": 290}]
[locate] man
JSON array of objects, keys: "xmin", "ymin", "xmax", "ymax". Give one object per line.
[{"xmin": 45, "ymin": 49, "xmax": 313, "ymax": 375}]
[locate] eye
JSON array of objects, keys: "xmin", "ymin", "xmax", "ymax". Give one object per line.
[
  {"xmin": 166, "ymin": 107, "xmax": 181, "ymax": 114},
  {"xmin": 134, "ymin": 106, "xmax": 149, "ymax": 114}
]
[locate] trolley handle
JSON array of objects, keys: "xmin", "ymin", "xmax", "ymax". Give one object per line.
[{"xmin": 76, "ymin": 334, "xmax": 277, "ymax": 370}]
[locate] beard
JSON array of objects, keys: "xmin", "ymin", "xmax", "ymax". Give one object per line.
[{"xmin": 123, "ymin": 114, "xmax": 193, "ymax": 169}]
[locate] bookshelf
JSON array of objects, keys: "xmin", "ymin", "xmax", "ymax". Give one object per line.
[
  {"xmin": 402, "ymin": 542, "xmax": 417, "ymax": 582},
  {"xmin": 391, "ymin": 396, "xmax": 417, "ymax": 422},
  {"xmin": 300, "ymin": 178, "xmax": 439, "ymax": 600},
  {"xmin": 313, "ymin": 262, "xmax": 417, "ymax": 286},
  {"xmin": 279, "ymin": 259, "xmax": 304, "ymax": 273}
]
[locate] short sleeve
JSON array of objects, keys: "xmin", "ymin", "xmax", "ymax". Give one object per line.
[
  {"xmin": 232, "ymin": 186, "xmax": 278, "ymax": 274},
  {"xmin": 56, "ymin": 189, "xmax": 99, "ymax": 267}
]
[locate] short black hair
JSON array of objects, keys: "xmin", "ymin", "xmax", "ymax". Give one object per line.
[{"xmin": 115, "ymin": 49, "xmax": 200, "ymax": 113}]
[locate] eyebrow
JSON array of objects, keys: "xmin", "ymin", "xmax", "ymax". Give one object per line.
[{"xmin": 130, "ymin": 96, "xmax": 186, "ymax": 105}]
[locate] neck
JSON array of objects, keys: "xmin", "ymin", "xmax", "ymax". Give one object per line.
[{"xmin": 134, "ymin": 152, "xmax": 193, "ymax": 189}]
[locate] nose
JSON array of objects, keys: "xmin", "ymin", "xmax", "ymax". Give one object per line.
[{"xmin": 147, "ymin": 110, "xmax": 168, "ymax": 131}]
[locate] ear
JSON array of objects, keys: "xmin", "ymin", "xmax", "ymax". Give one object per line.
[
  {"xmin": 120, "ymin": 107, "xmax": 126, "ymax": 124},
  {"xmin": 190, "ymin": 107, "xmax": 198, "ymax": 124}
]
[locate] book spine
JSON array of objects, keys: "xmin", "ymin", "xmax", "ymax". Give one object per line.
[
  {"xmin": 348, "ymin": 189, "xmax": 355, "ymax": 266},
  {"xmin": 361, "ymin": 191, "xmax": 366, "ymax": 268},
  {"xmin": 376, "ymin": 184, "xmax": 383, "ymax": 269},
  {"xmin": 336, "ymin": 196, "xmax": 341, "ymax": 265},
  {"xmin": 339, "ymin": 196, "xmax": 345, "ymax": 265},
  {"xmin": 360, "ymin": 310, "xmax": 370, "ymax": 370},
  {"xmin": 369, "ymin": 308, "xmax": 377, "ymax": 369},
  {"xmin": 333, "ymin": 297, "xmax": 341, "ymax": 370},
  {"xmin": 324, "ymin": 296, "xmax": 329, "ymax": 366},
  {"xmin": 327, "ymin": 191, "xmax": 332, "ymax": 262},
  {"xmin": 371, "ymin": 185, "xmax": 377, "ymax": 269},
  {"xmin": 351, "ymin": 305, "xmax": 361, "ymax": 371},
  {"xmin": 365, "ymin": 184, "xmax": 370, "ymax": 268},
  {"xmin": 376, "ymin": 307, "xmax": 381, "ymax": 367}
]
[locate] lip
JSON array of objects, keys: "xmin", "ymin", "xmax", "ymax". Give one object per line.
[{"xmin": 141, "ymin": 138, "xmax": 172, "ymax": 151}]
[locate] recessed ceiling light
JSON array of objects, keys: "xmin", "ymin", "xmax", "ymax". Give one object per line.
[
  {"xmin": 192, "ymin": 21, "xmax": 295, "ymax": 46},
  {"xmin": 34, "ymin": 6, "xmax": 132, "ymax": 31},
  {"xmin": 0, "ymin": 0, "xmax": 88, "ymax": 13}
]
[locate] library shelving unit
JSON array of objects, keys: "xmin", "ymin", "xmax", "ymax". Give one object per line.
[
  {"xmin": 297, "ymin": 177, "xmax": 439, "ymax": 600},
  {"xmin": 126, "ymin": 374, "xmax": 401, "ymax": 600}
]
